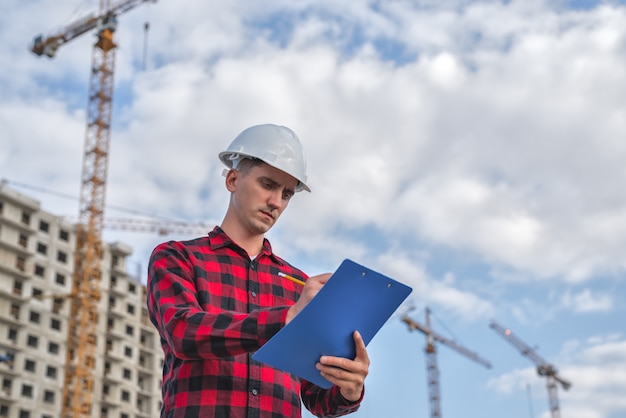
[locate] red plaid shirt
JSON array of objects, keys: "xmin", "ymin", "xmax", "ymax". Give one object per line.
[{"xmin": 147, "ymin": 227, "xmax": 363, "ymax": 418}]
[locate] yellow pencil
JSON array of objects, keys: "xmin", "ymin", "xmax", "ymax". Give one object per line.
[{"xmin": 278, "ymin": 272, "xmax": 306, "ymax": 286}]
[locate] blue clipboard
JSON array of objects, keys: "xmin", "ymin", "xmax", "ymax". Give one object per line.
[{"xmin": 252, "ymin": 259, "xmax": 413, "ymax": 388}]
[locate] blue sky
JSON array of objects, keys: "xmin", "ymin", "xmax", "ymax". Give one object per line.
[{"xmin": 2, "ymin": 1, "xmax": 626, "ymax": 417}]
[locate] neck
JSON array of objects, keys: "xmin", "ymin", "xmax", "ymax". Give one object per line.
[{"xmin": 220, "ymin": 216, "xmax": 265, "ymax": 257}]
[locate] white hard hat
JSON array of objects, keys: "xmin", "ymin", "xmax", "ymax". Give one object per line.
[{"xmin": 219, "ymin": 124, "xmax": 311, "ymax": 192}]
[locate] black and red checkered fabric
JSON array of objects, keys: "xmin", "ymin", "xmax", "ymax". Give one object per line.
[{"xmin": 147, "ymin": 226, "xmax": 362, "ymax": 418}]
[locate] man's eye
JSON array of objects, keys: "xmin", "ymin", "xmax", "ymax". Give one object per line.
[{"xmin": 282, "ymin": 192, "xmax": 293, "ymax": 200}]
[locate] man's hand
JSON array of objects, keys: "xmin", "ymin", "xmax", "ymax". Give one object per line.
[
  {"xmin": 285, "ymin": 273, "xmax": 331, "ymax": 324},
  {"xmin": 315, "ymin": 331, "xmax": 370, "ymax": 401}
]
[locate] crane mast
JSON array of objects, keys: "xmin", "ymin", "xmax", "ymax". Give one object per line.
[
  {"xmin": 423, "ymin": 308, "xmax": 441, "ymax": 418},
  {"xmin": 31, "ymin": 1, "xmax": 155, "ymax": 416},
  {"xmin": 402, "ymin": 308, "xmax": 492, "ymax": 418},
  {"xmin": 489, "ymin": 320, "xmax": 571, "ymax": 418}
]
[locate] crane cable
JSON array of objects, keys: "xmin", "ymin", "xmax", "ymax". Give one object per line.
[{"xmin": 1, "ymin": 178, "xmax": 200, "ymax": 224}]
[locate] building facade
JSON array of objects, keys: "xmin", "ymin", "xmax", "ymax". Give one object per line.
[{"xmin": 0, "ymin": 183, "xmax": 163, "ymax": 418}]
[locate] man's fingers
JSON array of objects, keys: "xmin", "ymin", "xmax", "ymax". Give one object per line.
[
  {"xmin": 353, "ymin": 331, "xmax": 370, "ymax": 364},
  {"xmin": 307, "ymin": 272, "xmax": 332, "ymax": 286},
  {"xmin": 318, "ymin": 331, "xmax": 369, "ymax": 371},
  {"xmin": 316, "ymin": 343, "xmax": 368, "ymax": 402},
  {"xmin": 317, "ymin": 364, "xmax": 349, "ymax": 381}
]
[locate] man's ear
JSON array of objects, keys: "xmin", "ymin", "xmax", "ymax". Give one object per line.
[{"xmin": 225, "ymin": 169, "xmax": 239, "ymax": 192}]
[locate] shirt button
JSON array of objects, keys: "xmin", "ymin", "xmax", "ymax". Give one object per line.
[
  {"xmin": 251, "ymin": 292, "xmax": 257, "ymax": 298},
  {"xmin": 251, "ymin": 389, "xmax": 258, "ymax": 396}
]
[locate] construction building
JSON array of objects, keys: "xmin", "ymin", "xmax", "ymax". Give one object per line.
[{"xmin": 0, "ymin": 182, "xmax": 163, "ymax": 418}]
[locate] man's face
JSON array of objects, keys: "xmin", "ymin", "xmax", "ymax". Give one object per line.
[{"xmin": 228, "ymin": 162, "xmax": 298, "ymax": 236}]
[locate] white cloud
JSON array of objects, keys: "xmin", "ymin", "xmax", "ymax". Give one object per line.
[
  {"xmin": 561, "ymin": 289, "xmax": 614, "ymax": 313},
  {"xmin": 487, "ymin": 366, "xmax": 537, "ymax": 395},
  {"xmin": 2, "ymin": 0, "xmax": 625, "ymax": 293},
  {"xmin": 4, "ymin": 0, "xmax": 625, "ymax": 308}
]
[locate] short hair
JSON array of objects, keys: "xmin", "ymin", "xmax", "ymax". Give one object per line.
[{"xmin": 236, "ymin": 158, "xmax": 264, "ymax": 176}]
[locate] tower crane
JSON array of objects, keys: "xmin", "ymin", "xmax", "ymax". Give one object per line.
[
  {"xmin": 103, "ymin": 217, "xmax": 214, "ymax": 236},
  {"xmin": 402, "ymin": 308, "xmax": 492, "ymax": 418},
  {"xmin": 60, "ymin": 214, "xmax": 214, "ymax": 237},
  {"xmin": 31, "ymin": 1, "xmax": 156, "ymax": 417},
  {"xmin": 490, "ymin": 320, "xmax": 571, "ymax": 418}
]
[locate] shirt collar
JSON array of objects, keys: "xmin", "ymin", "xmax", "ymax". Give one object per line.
[{"xmin": 208, "ymin": 226, "xmax": 284, "ymax": 265}]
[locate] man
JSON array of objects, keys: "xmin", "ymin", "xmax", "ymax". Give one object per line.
[{"xmin": 147, "ymin": 124, "xmax": 370, "ymax": 418}]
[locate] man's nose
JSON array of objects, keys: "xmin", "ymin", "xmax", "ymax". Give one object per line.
[{"xmin": 267, "ymin": 189, "xmax": 283, "ymax": 209}]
